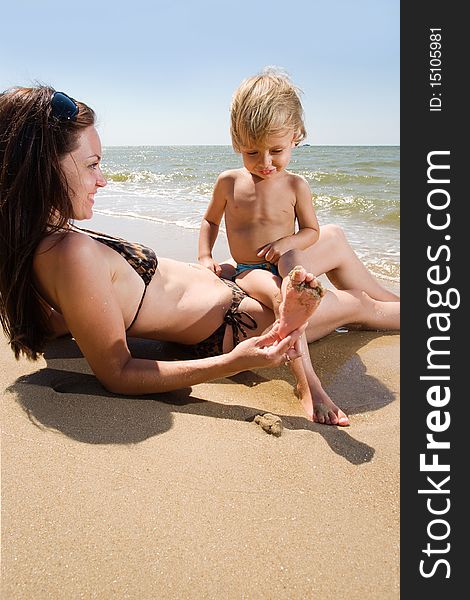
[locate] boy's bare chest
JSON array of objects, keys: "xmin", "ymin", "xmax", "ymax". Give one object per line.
[{"xmin": 227, "ymin": 181, "xmax": 296, "ymax": 222}]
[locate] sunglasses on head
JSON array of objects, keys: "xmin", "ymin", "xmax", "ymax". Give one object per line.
[{"xmin": 50, "ymin": 91, "xmax": 79, "ymax": 121}]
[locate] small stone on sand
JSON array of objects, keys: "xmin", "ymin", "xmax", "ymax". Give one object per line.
[{"xmin": 254, "ymin": 413, "xmax": 283, "ymax": 437}]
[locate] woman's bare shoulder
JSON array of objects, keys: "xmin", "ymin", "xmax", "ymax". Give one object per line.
[
  {"xmin": 34, "ymin": 229, "xmax": 105, "ymax": 292},
  {"xmin": 35, "ymin": 229, "xmax": 96, "ymax": 263},
  {"xmin": 34, "ymin": 228, "xmax": 117, "ymax": 316}
]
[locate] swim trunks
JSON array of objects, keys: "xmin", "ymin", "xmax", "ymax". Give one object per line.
[
  {"xmin": 189, "ymin": 279, "xmax": 258, "ymax": 358},
  {"xmin": 234, "ymin": 261, "xmax": 279, "ymax": 278},
  {"xmin": 72, "ymin": 226, "xmax": 158, "ymax": 329}
]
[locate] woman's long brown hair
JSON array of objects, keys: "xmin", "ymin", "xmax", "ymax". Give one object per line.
[{"xmin": 0, "ymin": 86, "xmax": 95, "ymax": 359}]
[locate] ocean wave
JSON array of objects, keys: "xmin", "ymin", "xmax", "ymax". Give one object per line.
[
  {"xmin": 104, "ymin": 170, "xmax": 198, "ymax": 183},
  {"xmin": 313, "ymin": 194, "xmax": 399, "ymax": 224},
  {"xmin": 366, "ymin": 259, "xmax": 400, "ymax": 282},
  {"xmin": 376, "ymin": 209, "xmax": 401, "ymax": 225},
  {"xmin": 299, "ymin": 170, "xmax": 387, "ymax": 185}
]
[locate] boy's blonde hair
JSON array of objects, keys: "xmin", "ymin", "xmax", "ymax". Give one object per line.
[{"xmin": 230, "ymin": 66, "xmax": 306, "ymax": 151}]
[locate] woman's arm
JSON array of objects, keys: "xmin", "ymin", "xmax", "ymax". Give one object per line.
[{"xmin": 103, "ymin": 326, "xmax": 301, "ymax": 395}]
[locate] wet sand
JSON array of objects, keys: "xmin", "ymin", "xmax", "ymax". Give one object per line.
[{"xmin": 1, "ymin": 214, "xmax": 399, "ymax": 599}]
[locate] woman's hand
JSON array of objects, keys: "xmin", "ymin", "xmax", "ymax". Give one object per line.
[{"xmin": 228, "ymin": 321, "xmax": 305, "ymax": 372}]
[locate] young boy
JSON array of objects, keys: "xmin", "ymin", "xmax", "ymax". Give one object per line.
[
  {"xmin": 198, "ymin": 68, "xmax": 349, "ymax": 427},
  {"xmin": 198, "ymin": 67, "xmax": 319, "ymax": 314}
]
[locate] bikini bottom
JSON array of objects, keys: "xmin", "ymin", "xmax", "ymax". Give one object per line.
[
  {"xmin": 233, "ymin": 261, "xmax": 280, "ymax": 277},
  {"xmin": 188, "ymin": 279, "xmax": 258, "ymax": 358}
]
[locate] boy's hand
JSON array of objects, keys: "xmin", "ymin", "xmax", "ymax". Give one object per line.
[
  {"xmin": 199, "ymin": 256, "xmax": 222, "ymax": 276},
  {"xmin": 257, "ymin": 238, "xmax": 292, "ymax": 264}
]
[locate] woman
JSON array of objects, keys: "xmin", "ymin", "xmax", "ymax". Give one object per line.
[{"xmin": 0, "ymin": 86, "xmax": 399, "ymax": 426}]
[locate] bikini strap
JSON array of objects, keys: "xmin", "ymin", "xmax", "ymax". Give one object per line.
[
  {"xmin": 126, "ymin": 285, "xmax": 148, "ymax": 331},
  {"xmin": 220, "ymin": 278, "xmax": 258, "ymax": 346},
  {"xmin": 224, "ymin": 309, "xmax": 257, "ymax": 346}
]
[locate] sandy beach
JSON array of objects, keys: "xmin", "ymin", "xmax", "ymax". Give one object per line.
[{"xmin": 1, "ymin": 215, "xmax": 400, "ymax": 599}]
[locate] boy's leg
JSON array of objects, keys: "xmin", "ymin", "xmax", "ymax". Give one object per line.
[
  {"xmin": 274, "ymin": 231, "xmax": 400, "ymax": 338},
  {"xmin": 235, "ymin": 265, "xmax": 349, "ymax": 425},
  {"xmin": 289, "ymin": 332, "xmax": 349, "ymax": 426},
  {"xmin": 271, "ymin": 264, "xmax": 348, "ymax": 425},
  {"xmin": 233, "ymin": 269, "xmax": 282, "ymax": 313},
  {"xmin": 304, "ymin": 288, "xmax": 400, "ymax": 342},
  {"xmin": 278, "ymin": 224, "xmax": 399, "ymax": 302}
]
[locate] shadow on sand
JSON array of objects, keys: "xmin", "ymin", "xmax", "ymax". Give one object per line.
[{"xmin": 9, "ymin": 331, "xmax": 398, "ymax": 465}]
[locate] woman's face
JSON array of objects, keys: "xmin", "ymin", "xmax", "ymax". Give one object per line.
[{"xmin": 60, "ymin": 126, "xmax": 107, "ymax": 220}]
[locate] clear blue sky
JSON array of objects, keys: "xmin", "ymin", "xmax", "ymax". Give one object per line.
[{"xmin": 1, "ymin": 0, "xmax": 399, "ymax": 146}]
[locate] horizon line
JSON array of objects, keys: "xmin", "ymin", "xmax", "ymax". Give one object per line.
[{"xmin": 102, "ymin": 143, "xmax": 401, "ymax": 148}]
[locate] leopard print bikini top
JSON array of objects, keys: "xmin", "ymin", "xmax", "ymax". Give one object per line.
[{"xmin": 73, "ymin": 226, "xmax": 158, "ymax": 329}]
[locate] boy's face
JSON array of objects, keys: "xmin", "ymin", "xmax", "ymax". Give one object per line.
[{"xmin": 239, "ymin": 130, "xmax": 296, "ymax": 180}]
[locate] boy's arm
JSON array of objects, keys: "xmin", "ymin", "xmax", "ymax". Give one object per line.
[
  {"xmin": 291, "ymin": 176, "xmax": 320, "ymax": 247},
  {"xmin": 198, "ymin": 173, "xmax": 230, "ymax": 274},
  {"xmin": 257, "ymin": 177, "xmax": 319, "ymax": 263}
]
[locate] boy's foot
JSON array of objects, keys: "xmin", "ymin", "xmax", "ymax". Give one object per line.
[
  {"xmin": 311, "ymin": 401, "xmax": 350, "ymax": 426},
  {"xmin": 278, "ymin": 266, "xmax": 325, "ymax": 338},
  {"xmin": 295, "ymin": 385, "xmax": 350, "ymax": 426}
]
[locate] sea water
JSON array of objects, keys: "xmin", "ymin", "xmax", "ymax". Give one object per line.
[{"xmin": 97, "ymin": 145, "xmax": 400, "ymax": 282}]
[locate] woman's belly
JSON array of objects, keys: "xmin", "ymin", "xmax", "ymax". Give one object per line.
[{"xmin": 129, "ymin": 258, "xmax": 234, "ymax": 344}]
